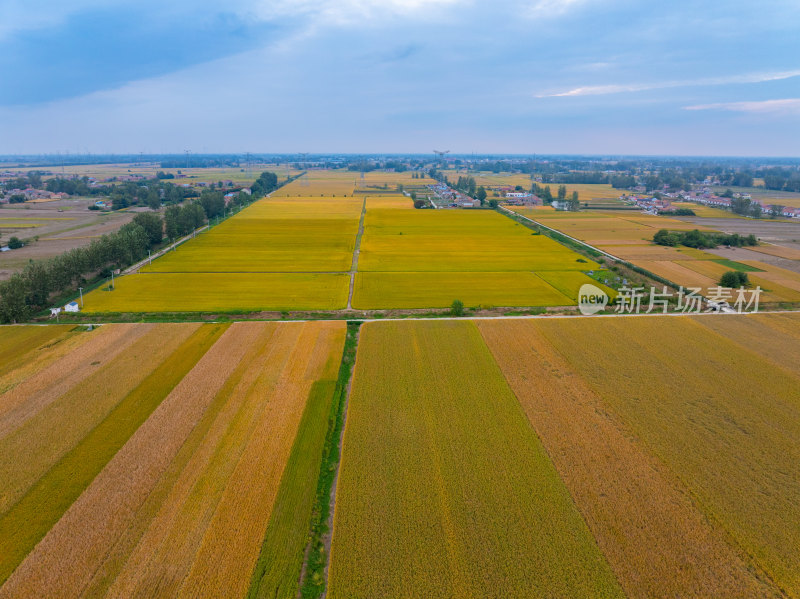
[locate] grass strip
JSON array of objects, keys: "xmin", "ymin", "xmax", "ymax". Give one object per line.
[
  {"xmin": 711, "ymin": 258, "xmax": 765, "ymax": 272},
  {"xmin": 0, "ymin": 323, "xmax": 227, "ymax": 585},
  {"xmin": 296, "ymin": 321, "xmax": 361, "ymax": 599},
  {"xmin": 245, "ymin": 379, "xmax": 337, "ymax": 598}
]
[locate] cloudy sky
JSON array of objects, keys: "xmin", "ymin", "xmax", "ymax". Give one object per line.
[{"xmin": 1, "ymin": 0, "xmax": 799, "ymax": 156}]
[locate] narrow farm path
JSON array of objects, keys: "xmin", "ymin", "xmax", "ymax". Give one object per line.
[
  {"xmin": 123, "ymin": 225, "xmax": 208, "ymax": 274},
  {"xmin": 346, "ymin": 198, "xmax": 367, "ymax": 310},
  {"xmin": 319, "ymin": 324, "xmax": 360, "ymax": 599}
]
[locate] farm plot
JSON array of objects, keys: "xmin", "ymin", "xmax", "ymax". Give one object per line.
[
  {"xmin": 82, "ymin": 195, "xmax": 360, "ymax": 313},
  {"xmin": 0, "ymin": 321, "xmax": 346, "ymax": 599},
  {"xmin": 477, "ymin": 319, "xmax": 775, "ymax": 598},
  {"xmin": 353, "ymin": 201, "xmax": 602, "ymax": 309},
  {"xmin": 532, "ymin": 315, "xmax": 800, "ymax": 597},
  {"xmin": 359, "ymin": 204, "xmax": 600, "ymax": 272},
  {"xmin": 328, "ymin": 320, "xmax": 622, "ymax": 598},
  {"xmin": 144, "ymin": 197, "xmax": 362, "ymax": 273},
  {"xmin": 273, "ymin": 170, "xmax": 358, "ymax": 197},
  {"xmin": 0, "ymin": 325, "xmax": 75, "ymax": 380},
  {"xmin": 694, "ymin": 312, "xmax": 800, "ymax": 379},
  {"xmin": 0, "ymin": 323, "xmax": 219, "ymax": 585},
  {"xmin": 82, "ymin": 272, "xmax": 350, "ymax": 312},
  {"xmin": 352, "ymin": 271, "xmax": 573, "ymax": 309}
]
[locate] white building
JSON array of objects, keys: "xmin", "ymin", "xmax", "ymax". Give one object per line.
[{"xmin": 64, "ymin": 301, "xmax": 80, "ymax": 313}]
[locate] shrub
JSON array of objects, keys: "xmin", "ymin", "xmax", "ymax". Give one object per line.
[{"xmin": 720, "ymin": 270, "xmax": 749, "ymax": 288}]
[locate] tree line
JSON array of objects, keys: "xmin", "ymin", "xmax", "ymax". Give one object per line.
[
  {"xmin": 0, "ymin": 213, "xmax": 162, "ymax": 322},
  {"xmin": 653, "ymin": 229, "xmax": 757, "ymax": 249},
  {"xmin": 0, "ymin": 171, "xmax": 281, "ymax": 323}
]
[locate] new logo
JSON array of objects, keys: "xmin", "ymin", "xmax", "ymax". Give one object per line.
[{"xmin": 578, "ymin": 283, "xmax": 608, "ymax": 315}]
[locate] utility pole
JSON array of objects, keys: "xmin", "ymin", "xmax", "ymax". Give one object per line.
[
  {"xmin": 110, "ymin": 271, "xmax": 115, "ymax": 289},
  {"xmin": 78, "ymin": 287, "xmax": 84, "ymax": 307}
]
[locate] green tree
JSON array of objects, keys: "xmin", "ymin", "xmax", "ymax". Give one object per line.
[
  {"xmin": 8, "ymin": 236, "xmax": 23, "ymax": 249},
  {"xmin": 132, "ymin": 212, "xmax": 164, "ymax": 246},
  {"xmin": 653, "ymin": 229, "xmax": 680, "ymax": 246},
  {"xmin": 0, "ymin": 274, "xmax": 31, "ymax": 323},
  {"xmin": 769, "ymin": 205, "xmax": 785, "ymax": 219},
  {"xmin": 720, "ymin": 270, "xmax": 748, "ymax": 288},
  {"xmin": 568, "ymin": 191, "xmax": 580, "ymax": 211},
  {"xmin": 450, "ymin": 299, "xmax": 464, "ymax": 316},
  {"xmin": 557, "ymin": 185, "xmax": 567, "ymax": 200},
  {"xmin": 23, "ymin": 261, "xmax": 50, "ymax": 307},
  {"xmin": 476, "ymin": 186, "xmax": 487, "ymax": 203}
]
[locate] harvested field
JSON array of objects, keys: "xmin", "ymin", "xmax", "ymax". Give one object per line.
[
  {"xmin": 0, "ymin": 204, "xmax": 134, "ymax": 280},
  {"xmin": 747, "ymin": 243, "xmax": 800, "ymax": 260},
  {"xmin": 633, "ymin": 260, "xmax": 717, "ymax": 288}
]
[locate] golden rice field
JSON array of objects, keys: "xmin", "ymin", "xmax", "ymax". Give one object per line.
[
  {"xmin": 671, "ymin": 201, "xmax": 741, "ymax": 218},
  {"xmin": 359, "ymin": 204, "xmax": 599, "ymax": 272},
  {"xmin": 0, "ymin": 321, "xmax": 346, "ymax": 598},
  {"xmin": 532, "ymin": 314, "xmax": 800, "ymax": 597},
  {"xmin": 328, "ymin": 320, "xmax": 623, "ymax": 598},
  {"xmin": 83, "ymin": 170, "xmax": 608, "ymax": 312},
  {"xmin": 272, "ymin": 170, "xmax": 359, "ymax": 197},
  {"xmin": 477, "ymin": 319, "xmax": 777, "ymax": 598},
  {"xmin": 748, "ymin": 243, "xmax": 800, "ymax": 260},
  {"xmin": 82, "ymin": 193, "xmax": 360, "ymax": 312},
  {"xmin": 352, "ymin": 199, "xmax": 604, "ymax": 308},
  {"xmin": 327, "ymin": 315, "xmax": 798, "ymax": 598},
  {"xmin": 82, "ymin": 272, "xmax": 350, "ymax": 312},
  {"xmin": 352, "ymin": 271, "xmax": 574, "ymax": 309},
  {"xmin": 144, "ymin": 197, "xmax": 362, "ymax": 273}
]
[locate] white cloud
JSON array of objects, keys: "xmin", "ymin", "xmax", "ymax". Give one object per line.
[
  {"xmin": 684, "ymin": 98, "xmax": 800, "ymax": 114},
  {"xmin": 537, "ymin": 69, "xmax": 800, "ymax": 97},
  {"xmin": 525, "ymin": 0, "xmax": 590, "ymax": 18},
  {"xmin": 241, "ymin": 0, "xmax": 466, "ymax": 25},
  {"xmin": 0, "ymin": 0, "xmax": 463, "ymax": 42}
]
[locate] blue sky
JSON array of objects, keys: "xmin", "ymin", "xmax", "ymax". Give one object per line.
[{"xmin": 1, "ymin": 0, "xmax": 799, "ymax": 155}]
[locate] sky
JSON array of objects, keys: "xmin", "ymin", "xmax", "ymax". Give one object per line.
[{"xmin": 1, "ymin": 0, "xmax": 799, "ymax": 156}]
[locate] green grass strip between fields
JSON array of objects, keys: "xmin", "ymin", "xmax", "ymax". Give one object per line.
[
  {"xmin": 0, "ymin": 323, "xmax": 228, "ymax": 585},
  {"xmin": 711, "ymin": 258, "xmax": 765, "ymax": 272},
  {"xmin": 297, "ymin": 321, "xmax": 361, "ymax": 599},
  {"xmin": 246, "ymin": 379, "xmax": 337, "ymax": 598}
]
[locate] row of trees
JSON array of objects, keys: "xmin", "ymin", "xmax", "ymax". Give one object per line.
[
  {"xmin": 531, "ymin": 184, "xmax": 580, "ymax": 210},
  {"xmin": 0, "ymin": 213, "xmax": 165, "ymax": 322},
  {"xmin": 653, "ymin": 228, "xmax": 757, "ymax": 249},
  {"xmin": 0, "ymin": 171, "xmax": 282, "ymax": 322}
]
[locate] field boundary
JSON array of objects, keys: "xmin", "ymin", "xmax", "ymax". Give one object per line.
[
  {"xmin": 346, "ymin": 200, "xmax": 367, "ymax": 310},
  {"xmin": 297, "ymin": 321, "xmax": 361, "ymax": 599}
]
